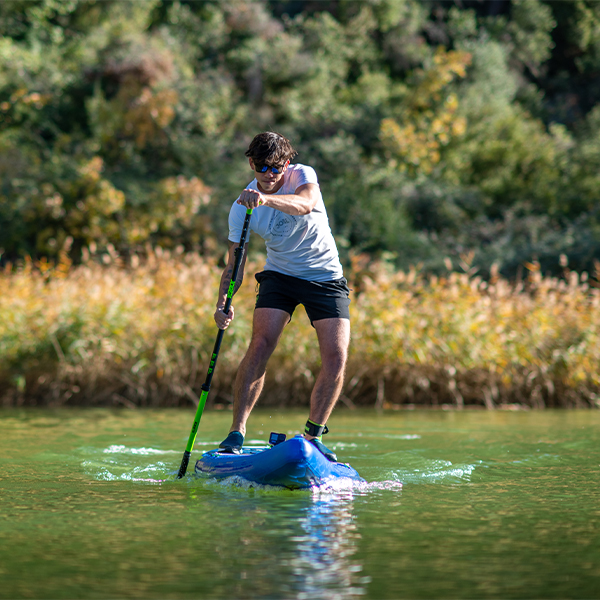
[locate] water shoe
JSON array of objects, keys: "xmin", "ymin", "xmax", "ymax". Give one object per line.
[
  {"xmin": 310, "ymin": 438, "xmax": 337, "ymax": 462},
  {"xmin": 218, "ymin": 431, "xmax": 244, "ymax": 454}
]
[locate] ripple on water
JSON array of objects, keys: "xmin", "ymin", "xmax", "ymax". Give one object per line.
[
  {"xmin": 81, "ymin": 445, "xmax": 176, "ymax": 483},
  {"xmin": 383, "ymin": 458, "xmax": 480, "ymax": 485}
]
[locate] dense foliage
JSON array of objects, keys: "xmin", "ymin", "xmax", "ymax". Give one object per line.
[{"xmin": 2, "ymin": 0, "xmax": 600, "ymax": 277}]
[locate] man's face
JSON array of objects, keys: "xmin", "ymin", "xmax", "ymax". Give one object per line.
[{"xmin": 249, "ymin": 158, "xmax": 289, "ymax": 193}]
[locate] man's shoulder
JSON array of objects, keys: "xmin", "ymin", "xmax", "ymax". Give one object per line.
[
  {"xmin": 286, "ymin": 163, "xmax": 319, "ymax": 186},
  {"xmin": 288, "ymin": 163, "xmax": 317, "ymax": 175}
]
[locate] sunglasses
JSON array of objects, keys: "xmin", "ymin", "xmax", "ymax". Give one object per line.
[{"xmin": 254, "ymin": 163, "xmax": 285, "ymax": 174}]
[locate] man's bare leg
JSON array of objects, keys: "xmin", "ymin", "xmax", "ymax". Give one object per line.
[
  {"xmin": 228, "ymin": 307, "xmax": 290, "ymax": 436},
  {"xmin": 304, "ymin": 317, "xmax": 350, "ymax": 439}
]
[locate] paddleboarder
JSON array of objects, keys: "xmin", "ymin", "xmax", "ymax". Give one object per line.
[{"xmin": 214, "ymin": 132, "xmax": 350, "ymax": 462}]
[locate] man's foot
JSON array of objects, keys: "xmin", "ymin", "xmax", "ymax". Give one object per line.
[
  {"xmin": 309, "ymin": 438, "xmax": 337, "ymax": 462},
  {"xmin": 218, "ymin": 431, "xmax": 244, "ymax": 454}
]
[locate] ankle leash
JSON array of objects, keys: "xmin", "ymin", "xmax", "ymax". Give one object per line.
[{"xmin": 304, "ymin": 419, "xmax": 329, "ymax": 438}]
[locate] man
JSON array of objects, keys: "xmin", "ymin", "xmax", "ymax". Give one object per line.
[{"xmin": 214, "ymin": 132, "xmax": 350, "ymax": 462}]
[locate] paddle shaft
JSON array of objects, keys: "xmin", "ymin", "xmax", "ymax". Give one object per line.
[{"xmin": 177, "ymin": 208, "xmax": 253, "ymax": 478}]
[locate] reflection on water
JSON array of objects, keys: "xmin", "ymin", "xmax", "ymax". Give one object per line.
[
  {"xmin": 200, "ymin": 489, "xmax": 370, "ymax": 600},
  {"xmin": 283, "ymin": 492, "xmax": 367, "ymax": 599}
]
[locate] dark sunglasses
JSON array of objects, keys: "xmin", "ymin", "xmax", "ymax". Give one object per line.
[{"xmin": 254, "ymin": 163, "xmax": 285, "ymax": 174}]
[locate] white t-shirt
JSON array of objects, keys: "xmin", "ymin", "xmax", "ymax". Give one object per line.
[{"xmin": 228, "ymin": 164, "xmax": 343, "ymax": 282}]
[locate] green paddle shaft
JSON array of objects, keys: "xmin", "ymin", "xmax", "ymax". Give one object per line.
[{"xmin": 177, "ymin": 208, "xmax": 253, "ymax": 479}]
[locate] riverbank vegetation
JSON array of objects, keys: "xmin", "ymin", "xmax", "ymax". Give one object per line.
[{"xmin": 2, "ymin": 253, "xmax": 599, "ymax": 408}]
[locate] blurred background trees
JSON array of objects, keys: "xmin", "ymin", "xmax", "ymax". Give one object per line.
[{"xmin": 2, "ymin": 0, "xmax": 600, "ymax": 277}]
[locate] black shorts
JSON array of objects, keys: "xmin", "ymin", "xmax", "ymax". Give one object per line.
[{"xmin": 255, "ymin": 270, "xmax": 351, "ymax": 325}]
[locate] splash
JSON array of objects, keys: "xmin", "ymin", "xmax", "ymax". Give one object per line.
[
  {"xmin": 196, "ymin": 473, "xmax": 402, "ymax": 495},
  {"xmin": 103, "ymin": 445, "xmax": 177, "ymax": 456},
  {"xmin": 82, "ymin": 460, "xmax": 171, "ymax": 482},
  {"xmin": 81, "ymin": 445, "xmax": 176, "ymax": 483}
]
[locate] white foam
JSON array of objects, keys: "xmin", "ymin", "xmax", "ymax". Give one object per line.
[
  {"xmin": 103, "ymin": 445, "xmax": 176, "ymax": 455},
  {"xmin": 82, "ymin": 459, "xmax": 171, "ymax": 483},
  {"xmin": 390, "ymin": 460, "xmax": 478, "ymax": 484},
  {"xmin": 197, "ymin": 473, "xmax": 375, "ymax": 493},
  {"xmin": 201, "ymin": 475, "xmax": 288, "ymax": 492}
]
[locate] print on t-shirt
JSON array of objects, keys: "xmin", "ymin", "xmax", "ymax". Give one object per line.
[{"xmin": 269, "ymin": 212, "xmax": 298, "ymax": 237}]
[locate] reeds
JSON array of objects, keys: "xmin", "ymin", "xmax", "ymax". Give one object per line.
[{"xmin": 1, "ymin": 250, "xmax": 599, "ymax": 409}]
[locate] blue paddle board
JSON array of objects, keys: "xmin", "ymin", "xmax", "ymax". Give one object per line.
[{"xmin": 195, "ymin": 435, "xmax": 363, "ymax": 489}]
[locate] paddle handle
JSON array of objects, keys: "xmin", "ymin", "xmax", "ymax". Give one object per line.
[{"xmin": 177, "ymin": 208, "xmax": 253, "ymax": 478}]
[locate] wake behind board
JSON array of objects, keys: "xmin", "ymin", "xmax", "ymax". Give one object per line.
[{"xmin": 195, "ymin": 435, "xmax": 363, "ymax": 489}]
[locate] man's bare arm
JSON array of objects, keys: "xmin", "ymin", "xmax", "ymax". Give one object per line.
[
  {"xmin": 237, "ymin": 183, "xmax": 320, "ymax": 216},
  {"xmin": 214, "ymin": 241, "xmax": 248, "ymax": 330}
]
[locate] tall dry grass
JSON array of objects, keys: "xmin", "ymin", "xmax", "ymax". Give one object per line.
[{"xmin": 1, "ymin": 250, "xmax": 599, "ymax": 409}]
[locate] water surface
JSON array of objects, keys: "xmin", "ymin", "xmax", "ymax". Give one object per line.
[{"xmin": 1, "ymin": 408, "xmax": 599, "ymax": 599}]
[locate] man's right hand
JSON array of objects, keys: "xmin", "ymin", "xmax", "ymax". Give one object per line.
[{"xmin": 214, "ymin": 305, "xmax": 234, "ymax": 330}]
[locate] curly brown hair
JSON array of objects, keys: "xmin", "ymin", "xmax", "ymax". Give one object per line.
[{"xmin": 245, "ymin": 132, "xmax": 298, "ymax": 166}]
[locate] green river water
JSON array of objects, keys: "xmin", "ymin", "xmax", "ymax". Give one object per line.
[{"xmin": 0, "ymin": 408, "xmax": 599, "ymax": 600}]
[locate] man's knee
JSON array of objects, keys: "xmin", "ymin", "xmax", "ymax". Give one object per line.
[
  {"xmin": 315, "ymin": 318, "xmax": 350, "ymax": 371},
  {"xmin": 247, "ymin": 332, "xmax": 279, "ymax": 360},
  {"xmin": 320, "ymin": 345, "xmax": 348, "ymax": 375},
  {"xmin": 247, "ymin": 308, "xmax": 289, "ymax": 361}
]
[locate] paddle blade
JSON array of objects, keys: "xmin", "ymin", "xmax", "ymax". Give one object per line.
[{"xmin": 177, "ymin": 450, "xmax": 191, "ymax": 479}]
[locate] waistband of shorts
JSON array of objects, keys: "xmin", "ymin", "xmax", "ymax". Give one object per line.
[{"xmin": 256, "ymin": 269, "xmax": 346, "ymax": 284}]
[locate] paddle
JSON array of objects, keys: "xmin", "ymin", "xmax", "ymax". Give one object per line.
[{"xmin": 177, "ymin": 207, "xmax": 253, "ymax": 479}]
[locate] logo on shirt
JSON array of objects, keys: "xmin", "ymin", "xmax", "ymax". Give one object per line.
[{"xmin": 269, "ymin": 213, "xmax": 298, "ymax": 237}]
